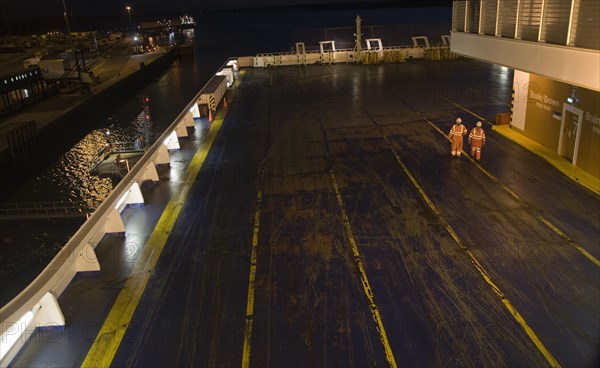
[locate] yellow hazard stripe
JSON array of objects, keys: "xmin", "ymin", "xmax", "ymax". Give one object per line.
[
  {"xmin": 385, "ymin": 124, "xmax": 560, "ymax": 368},
  {"xmin": 82, "ymin": 115, "xmax": 227, "ymax": 368},
  {"xmin": 241, "ymin": 161, "xmax": 266, "ymax": 368},
  {"xmin": 329, "ymin": 168, "xmax": 398, "ymax": 368},
  {"xmin": 427, "ymin": 118, "xmax": 600, "ymax": 268}
]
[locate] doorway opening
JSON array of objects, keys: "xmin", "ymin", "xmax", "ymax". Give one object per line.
[{"xmin": 558, "ymin": 104, "xmax": 583, "ymax": 164}]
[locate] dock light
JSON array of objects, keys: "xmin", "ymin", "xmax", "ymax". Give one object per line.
[
  {"xmin": 126, "ymin": 6, "xmax": 133, "ymax": 32},
  {"xmin": 568, "ymin": 87, "xmax": 579, "ymax": 104}
]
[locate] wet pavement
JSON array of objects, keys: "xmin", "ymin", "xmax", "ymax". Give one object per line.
[{"xmin": 10, "ymin": 60, "xmax": 600, "ymax": 367}]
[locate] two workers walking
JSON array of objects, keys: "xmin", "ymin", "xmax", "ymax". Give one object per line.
[{"xmin": 448, "ymin": 118, "xmax": 486, "ymax": 161}]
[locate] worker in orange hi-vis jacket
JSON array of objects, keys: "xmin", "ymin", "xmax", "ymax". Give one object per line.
[
  {"xmin": 469, "ymin": 121, "xmax": 486, "ymax": 161},
  {"xmin": 448, "ymin": 118, "xmax": 467, "ymax": 157}
]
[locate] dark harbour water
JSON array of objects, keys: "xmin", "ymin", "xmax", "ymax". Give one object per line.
[{"xmin": 0, "ymin": 6, "xmax": 451, "ymax": 305}]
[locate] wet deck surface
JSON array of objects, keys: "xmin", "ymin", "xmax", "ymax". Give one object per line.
[{"xmin": 12, "ymin": 60, "xmax": 600, "ymax": 367}]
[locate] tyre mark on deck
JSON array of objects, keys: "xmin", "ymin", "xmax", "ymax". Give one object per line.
[
  {"xmin": 423, "ymin": 93, "xmax": 600, "ymax": 269},
  {"xmin": 339, "ymin": 142, "xmax": 542, "ymax": 366},
  {"xmin": 358, "ymin": 108, "xmax": 560, "ymax": 368},
  {"xmin": 321, "ymin": 123, "xmax": 398, "ymax": 368}
]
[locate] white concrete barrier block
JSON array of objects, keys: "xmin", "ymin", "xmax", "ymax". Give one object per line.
[
  {"xmin": 175, "ymin": 121, "xmax": 189, "ymax": 138},
  {"xmin": 188, "ymin": 106, "xmax": 199, "ymax": 121},
  {"xmin": 75, "ymin": 243, "xmax": 101, "ymax": 272},
  {"xmin": 36, "ymin": 292, "xmax": 65, "ymax": 327},
  {"xmin": 140, "ymin": 162, "xmax": 160, "ymax": 182},
  {"xmin": 154, "ymin": 145, "xmax": 171, "ymax": 165},
  {"xmin": 165, "ymin": 131, "xmax": 180, "ymax": 150},
  {"xmin": 104, "ymin": 207, "xmax": 125, "ymax": 233},
  {"xmin": 127, "ymin": 182, "xmax": 144, "ymax": 205}
]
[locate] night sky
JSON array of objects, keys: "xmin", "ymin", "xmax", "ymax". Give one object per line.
[
  {"xmin": 0, "ymin": 1, "xmax": 452, "ymax": 35},
  {"xmin": 3, "ymin": 0, "xmax": 453, "ymax": 18}
]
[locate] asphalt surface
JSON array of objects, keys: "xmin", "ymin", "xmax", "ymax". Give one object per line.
[{"xmin": 11, "ymin": 60, "xmax": 600, "ymax": 367}]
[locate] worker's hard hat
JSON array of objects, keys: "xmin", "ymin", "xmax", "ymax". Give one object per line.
[
  {"xmin": 455, "ymin": 118, "xmax": 462, "ymax": 123},
  {"xmin": 476, "ymin": 121, "xmax": 482, "ymax": 127}
]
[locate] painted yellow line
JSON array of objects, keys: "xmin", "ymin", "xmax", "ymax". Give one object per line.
[
  {"xmin": 82, "ymin": 117, "xmax": 227, "ymax": 367},
  {"xmin": 434, "ymin": 92, "xmax": 492, "ymax": 126},
  {"xmin": 241, "ymin": 161, "xmax": 266, "ymax": 368},
  {"xmin": 539, "ymin": 218, "xmax": 600, "ymax": 268},
  {"xmin": 426, "ymin": 117, "xmax": 600, "ymax": 268},
  {"xmin": 466, "ymin": 85, "xmax": 512, "ymax": 108},
  {"xmin": 382, "ymin": 133, "xmax": 560, "ymax": 368},
  {"xmin": 329, "ymin": 168, "xmax": 398, "ymax": 368}
]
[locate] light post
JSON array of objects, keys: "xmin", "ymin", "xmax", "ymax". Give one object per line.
[
  {"xmin": 126, "ymin": 6, "xmax": 133, "ymax": 33},
  {"xmin": 62, "ymin": 0, "xmax": 71, "ymax": 39}
]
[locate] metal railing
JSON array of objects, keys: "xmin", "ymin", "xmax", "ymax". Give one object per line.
[
  {"xmin": 0, "ymin": 56, "xmax": 212, "ymax": 365},
  {"xmin": 0, "ymin": 202, "xmax": 92, "ymax": 220}
]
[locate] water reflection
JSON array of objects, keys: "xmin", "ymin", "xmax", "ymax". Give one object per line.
[
  {"xmin": 49, "ymin": 129, "xmax": 113, "ymax": 208},
  {"xmin": 37, "ymin": 122, "xmax": 157, "ymax": 209},
  {"xmin": 1, "ymin": 18, "xmax": 226, "ymax": 304}
]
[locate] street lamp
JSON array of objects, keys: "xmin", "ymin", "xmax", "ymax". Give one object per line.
[
  {"xmin": 126, "ymin": 6, "xmax": 132, "ymax": 32},
  {"xmin": 62, "ymin": 0, "xmax": 71, "ymax": 38}
]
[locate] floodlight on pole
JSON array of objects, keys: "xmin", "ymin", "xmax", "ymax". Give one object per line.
[
  {"xmin": 126, "ymin": 6, "xmax": 133, "ymax": 32},
  {"xmin": 62, "ymin": 0, "xmax": 71, "ymax": 36}
]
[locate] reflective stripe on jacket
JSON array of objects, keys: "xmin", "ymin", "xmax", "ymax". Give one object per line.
[
  {"xmin": 449, "ymin": 124, "xmax": 466, "ymax": 137},
  {"xmin": 469, "ymin": 127, "xmax": 486, "ymax": 142}
]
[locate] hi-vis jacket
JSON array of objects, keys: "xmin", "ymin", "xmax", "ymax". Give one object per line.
[
  {"xmin": 468, "ymin": 127, "xmax": 486, "ymax": 147},
  {"xmin": 448, "ymin": 124, "xmax": 467, "ymax": 140}
]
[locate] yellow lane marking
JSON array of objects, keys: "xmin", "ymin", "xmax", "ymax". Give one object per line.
[
  {"xmin": 380, "ymin": 130, "xmax": 560, "ymax": 368},
  {"xmin": 82, "ymin": 116, "xmax": 227, "ymax": 367},
  {"xmin": 433, "ymin": 92, "xmax": 491, "ymax": 126},
  {"xmin": 539, "ymin": 218, "xmax": 600, "ymax": 268},
  {"xmin": 466, "ymin": 86, "xmax": 512, "ymax": 108},
  {"xmin": 328, "ymin": 168, "xmax": 398, "ymax": 368},
  {"xmin": 241, "ymin": 161, "xmax": 266, "ymax": 368},
  {"xmin": 426, "ymin": 114, "xmax": 600, "ymax": 268}
]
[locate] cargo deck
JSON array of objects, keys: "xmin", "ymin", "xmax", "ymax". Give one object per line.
[{"xmin": 10, "ymin": 60, "xmax": 600, "ymax": 367}]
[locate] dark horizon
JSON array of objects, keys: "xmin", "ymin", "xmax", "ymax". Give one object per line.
[
  {"xmin": 0, "ymin": 1, "xmax": 452, "ymax": 36},
  {"xmin": 2, "ymin": 1, "xmax": 453, "ymax": 19}
]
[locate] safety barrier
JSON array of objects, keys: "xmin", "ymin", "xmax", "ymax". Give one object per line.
[
  {"xmin": 0, "ymin": 201, "xmax": 92, "ymax": 220},
  {"xmin": 0, "ymin": 59, "xmax": 233, "ymax": 366},
  {"xmin": 253, "ymin": 37, "xmax": 454, "ymax": 67},
  {"xmin": 423, "ymin": 46, "xmax": 462, "ymax": 61}
]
